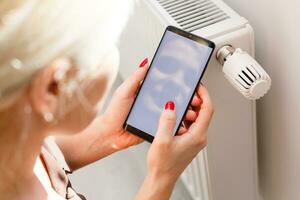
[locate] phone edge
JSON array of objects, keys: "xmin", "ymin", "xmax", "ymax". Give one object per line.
[{"xmin": 123, "ymin": 25, "xmax": 216, "ymax": 143}]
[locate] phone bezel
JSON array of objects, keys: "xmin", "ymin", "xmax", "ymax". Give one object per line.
[{"xmin": 123, "ymin": 25, "xmax": 215, "ymax": 143}]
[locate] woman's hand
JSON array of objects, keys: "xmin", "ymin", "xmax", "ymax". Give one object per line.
[
  {"xmin": 55, "ymin": 57, "xmax": 207, "ymax": 170},
  {"xmin": 102, "ymin": 57, "xmax": 204, "ymax": 151},
  {"xmin": 100, "ymin": 58, "xmax": 150, "ymax": 150},
  {"xmin": 135, "ymin": 84, "xmax": 213, "ymax": 200},
  {"xmin": 54, "ymin": 58, "xmax": 150, "ymax": 170}
]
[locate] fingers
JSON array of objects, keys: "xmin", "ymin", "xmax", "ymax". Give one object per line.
[
  {"xmin": 190, "ymin": 84, "xmax": 214, "ymax": 135},
  {"xmin": 176, "ymin": 88, "xmax": 205, "ymax": 136},
  {"xmin": 155, "ymin": 101, "xmax": 176, "ymax": 142},
  {"xmin": 196, "ymin": 84, "xmax": 213, "ymax": 115},
  {"xmin": 177, "ymin": 126, "xmax": 188, "ymax": 135},
  {"xmin": 176, "ymin": 85, "xmax": 212, "ymax": 149},
  {"xmin": 184, "ymin": 109, "xmax": 198, "ymax": 121},
  {"xmin": 180, "ymin": 93, "xmax": 202, "ymax": 132},
  {"xmin": 115, "ymin": 58, "xmax": 149, "ymax": 99},
  {"xmin": 191, "ymin": 95, "xmax": 202, "ymax": 107}
]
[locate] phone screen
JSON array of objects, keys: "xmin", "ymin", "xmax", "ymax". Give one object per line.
[{"xmin": 125, "ymin": 27, "xmax": 214, "ymax": 140}]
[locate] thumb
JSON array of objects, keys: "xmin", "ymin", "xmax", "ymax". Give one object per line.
[
  {"xmin": 155, "ymin": 101, "xmax": 177, "ymax": 142},
  {"xmin": 115, "ymin": 58, "xmax": 149, "ymax": 99}
]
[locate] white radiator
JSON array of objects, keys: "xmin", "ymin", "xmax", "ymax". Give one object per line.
[{"xmin": 118, "ymin": 0, "xmax": 260, "ymax": 200}]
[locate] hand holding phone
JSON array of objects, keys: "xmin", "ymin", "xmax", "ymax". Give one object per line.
[
  {"xmin": 100, "ymin": 59, "xmax": 149, "ymax": 150},
  {"xmin": 135, "ymin": 84, "xmax": 214, "ymax": 200},
  {"xmin": 124, "ymin": 26, "xmax": 215, "ymax": 142},
  {"xmin": 101, "ymin": 55, "xmax": 205, "ymax": 151}
]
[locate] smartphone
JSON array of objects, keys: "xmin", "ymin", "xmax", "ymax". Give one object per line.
[{"xmin": 123, "ymin": 26, "xmax": 215, "ymax": 143}]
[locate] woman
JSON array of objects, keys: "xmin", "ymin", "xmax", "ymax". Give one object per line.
[{"xmin": 0, "ymin": 0, "xmax": 214, "ymax": 200}]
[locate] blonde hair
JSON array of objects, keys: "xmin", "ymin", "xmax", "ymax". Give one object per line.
[{"xmin": 0, "ymin": 0, "xmax": 133, "ymax": 101}]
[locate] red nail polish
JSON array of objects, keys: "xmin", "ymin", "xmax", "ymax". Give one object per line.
[
  {"xmin": 165, "ymin": 101, "xmax": 175, "ymax": 110},
  {"xmin": 139, "ymin": 58, "xmax": 148, "ymax": 68}
]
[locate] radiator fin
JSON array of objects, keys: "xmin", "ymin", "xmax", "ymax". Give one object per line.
[{"xmin": 157, "ymin": 0, "xmax": 229, "ymax": 32}]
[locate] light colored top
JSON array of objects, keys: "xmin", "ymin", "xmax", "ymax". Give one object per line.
[{"xmin": 34, "ymin": 137, "xmax": 86, "ymax": 200}]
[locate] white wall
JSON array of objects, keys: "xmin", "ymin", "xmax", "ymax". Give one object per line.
[{"xmin": 222, "ymin": 0, "xmax": 300, "ymax": 199}]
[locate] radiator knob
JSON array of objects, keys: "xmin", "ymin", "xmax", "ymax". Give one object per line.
[{"xmin": 217, "ymin": 45, "xmax": 271, "ymax": 100}]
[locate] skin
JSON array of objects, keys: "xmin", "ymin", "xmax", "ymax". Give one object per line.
[
  {"xmin": 0, "ymin": 50, "xmax": 213, "ymax": 200},
  {"xmin": 136, "ymin": 85, "xmax": 213, "ymax": 200}
]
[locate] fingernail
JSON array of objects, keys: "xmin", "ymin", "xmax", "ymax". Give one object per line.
[
  {"xmin": 139, "ymin": 58, "xmax": 148, "ymax": 68},
  {"xmin": 165, "ymin": 101, "xmax": 175, "ymax": 110}
]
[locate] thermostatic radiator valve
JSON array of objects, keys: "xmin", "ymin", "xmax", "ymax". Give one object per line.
[{"xmin": 217, "ymin": 45, "xmax": 271, "ymax": 100}]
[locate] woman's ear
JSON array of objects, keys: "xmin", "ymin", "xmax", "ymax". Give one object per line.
[{"xmin": 29, "ymin": 58, "xmax": 71, "ymax": 123}]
